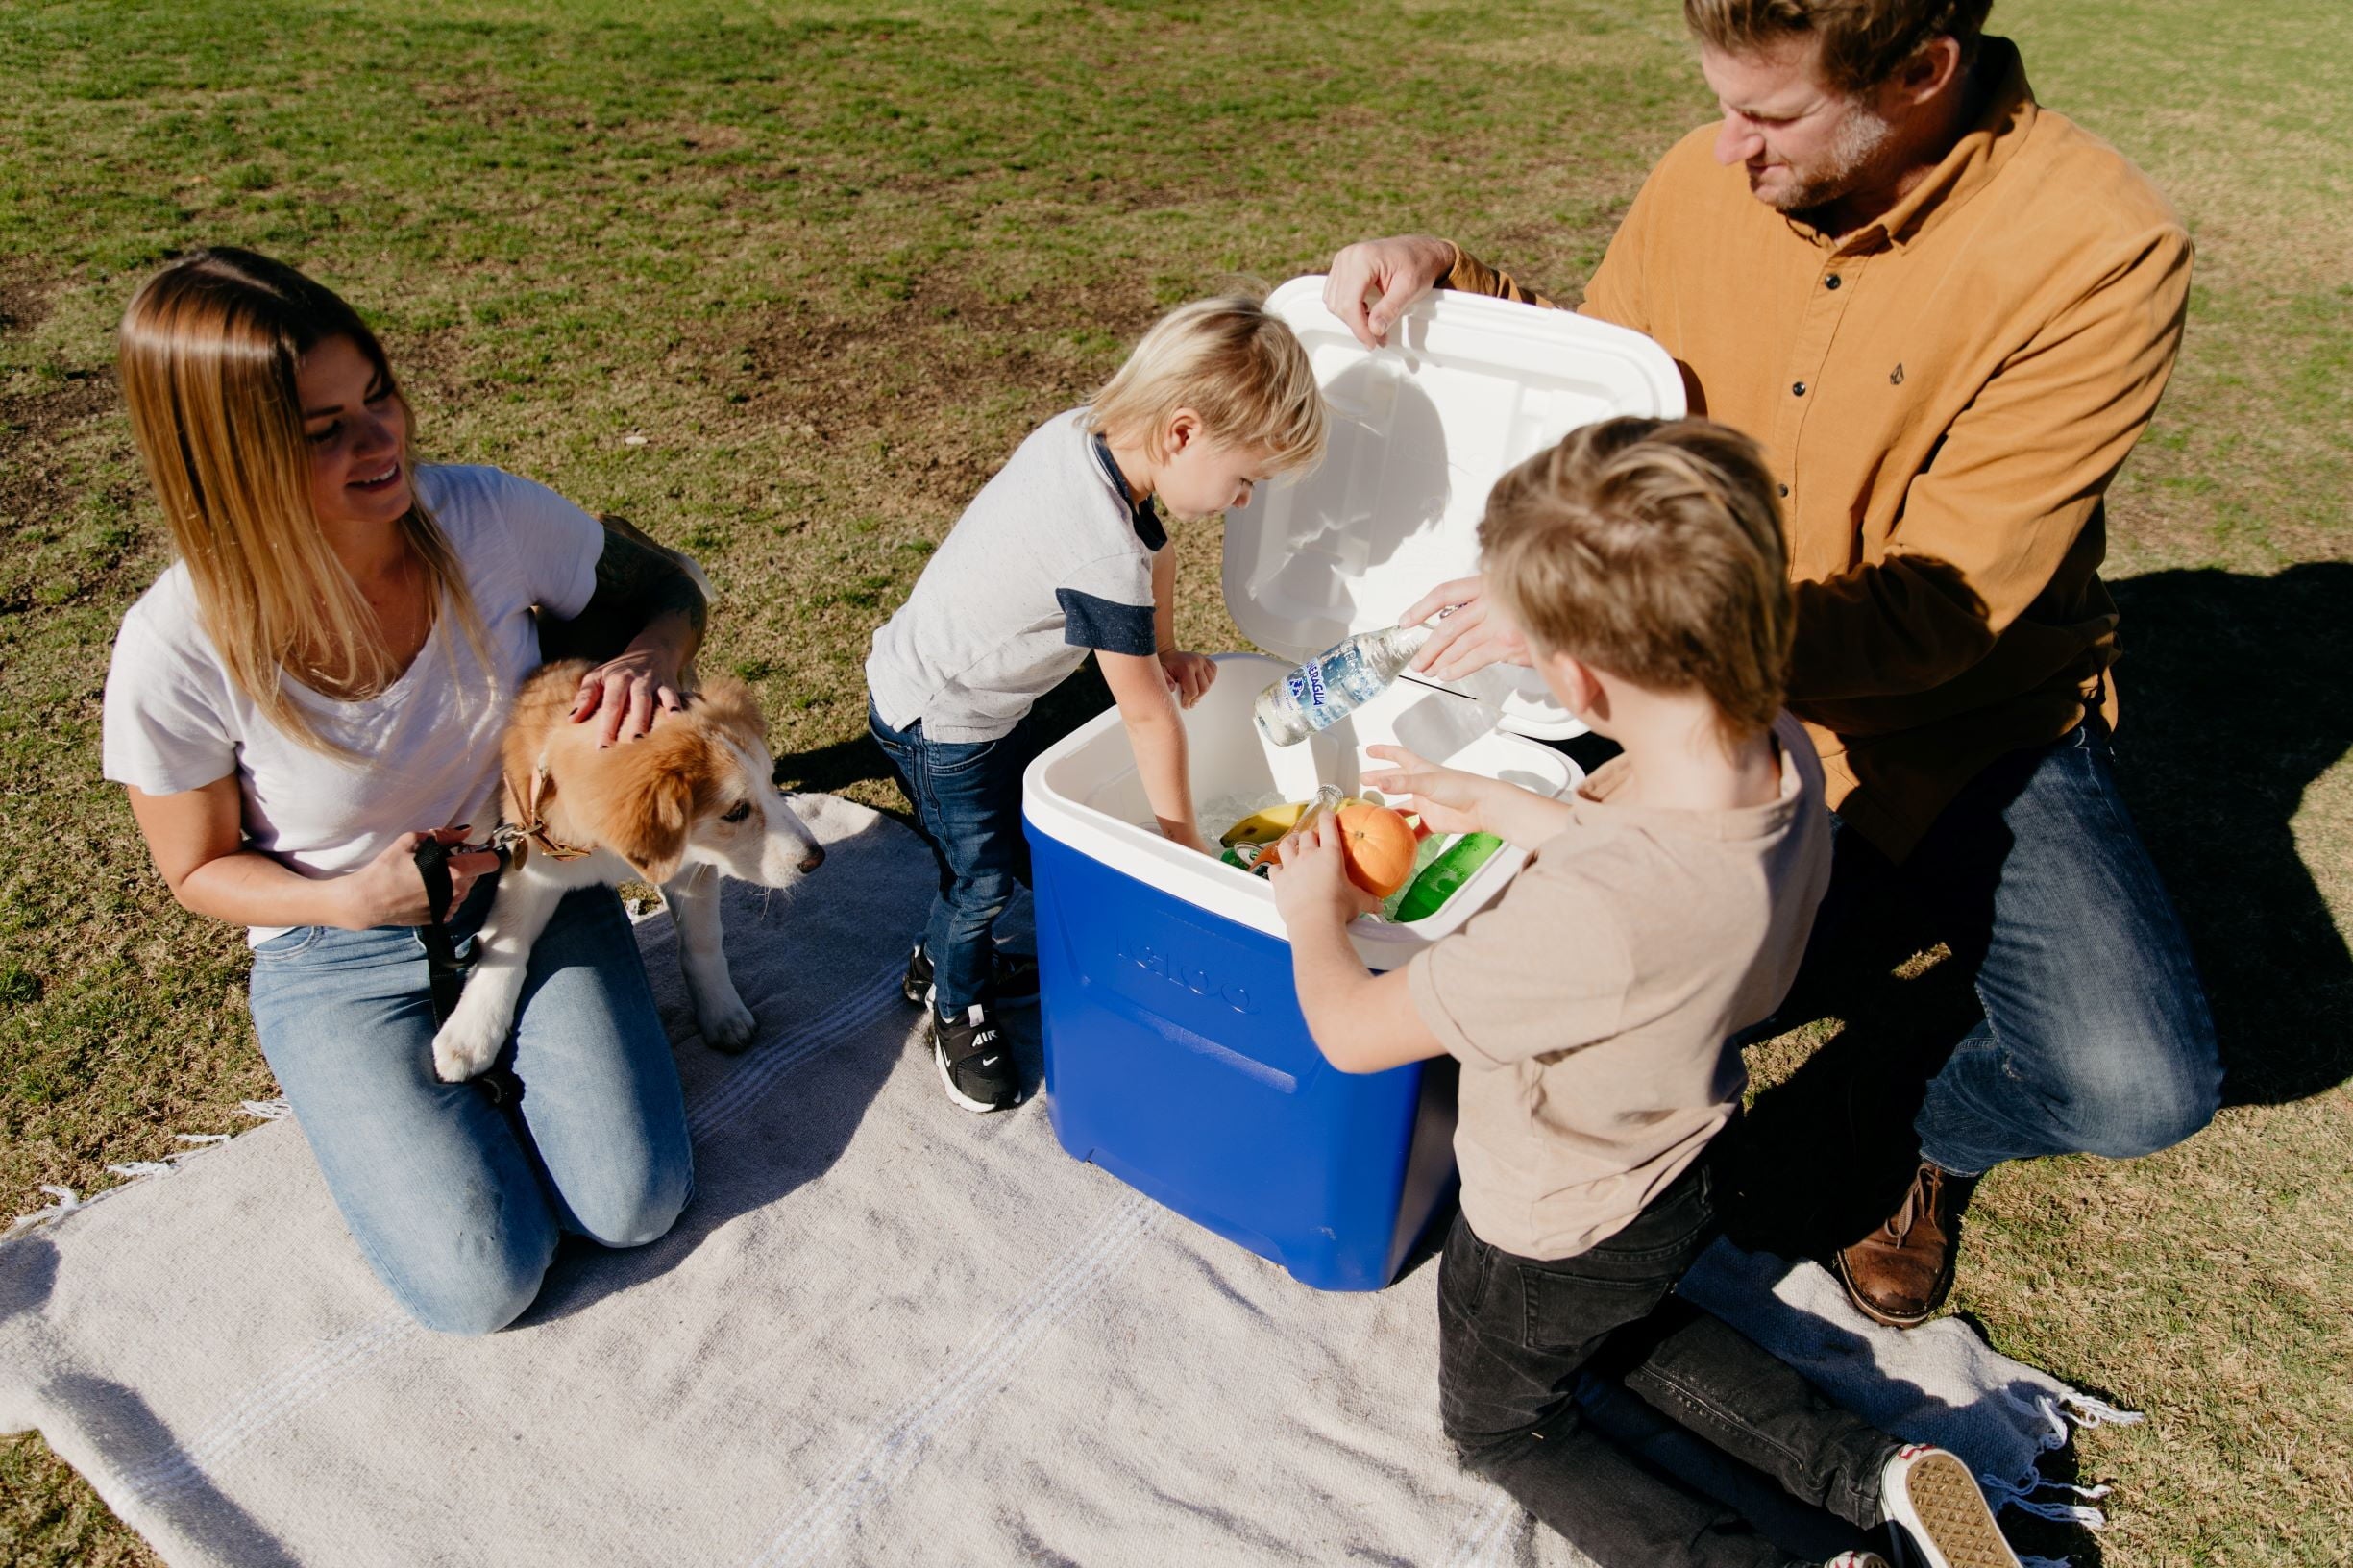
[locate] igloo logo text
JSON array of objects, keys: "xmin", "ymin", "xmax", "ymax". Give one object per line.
[{"xmin": 1115, "ymin": 937, "xmax": 1259, "ymax": 1016}]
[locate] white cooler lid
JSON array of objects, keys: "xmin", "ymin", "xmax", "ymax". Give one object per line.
[{"xmin": 1223, "ymin": 275, "xmax": 1687, "ymax": 740}]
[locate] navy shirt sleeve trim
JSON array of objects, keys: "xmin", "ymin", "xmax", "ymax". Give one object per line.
[{"xmin": 1057, "ymin": 589, "xmax": 1158, "ymax": 656}]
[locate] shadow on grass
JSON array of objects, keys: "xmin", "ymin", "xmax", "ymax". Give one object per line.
[
  {"xmin": 2104, "ymin": 562, "xmax": 2353, "ymax": 1107},
  {"xmin": 771, "ymin": 730, "xmax": 899, "ymax": 803},
  {"xmin": 772, "ymin": 660, "xmax": 1119, "ymax": 820}
]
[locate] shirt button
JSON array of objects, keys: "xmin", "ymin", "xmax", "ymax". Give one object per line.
[
  {"xmin": 1777, "ymin": 483, "xmax": 1790, "ymax": 498},
  {"xmin": 1825, "ymin": 274, "xmax": 1842, "ymax": 290},
  {"xmin": 1792, "ymin": 381, "xmax": 1807, "ymax": 397}
]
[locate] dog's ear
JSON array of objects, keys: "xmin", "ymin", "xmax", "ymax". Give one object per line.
[
  {"xmin": 691, "ymin": 674, "xmax": 769, "ymax": 747},
  {"xmin": 601, "ymin": 745, "xmax": 701, "ymax": 885}
]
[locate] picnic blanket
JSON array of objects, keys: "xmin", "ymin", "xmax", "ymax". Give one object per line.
[{"xmin": 0, "ymin": 795, "xmax": 2130, "ymax": 1567}]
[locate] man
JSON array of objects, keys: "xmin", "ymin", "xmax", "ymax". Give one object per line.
[{"xmin": 1326, "ymin": 0, "xmax": 2221, "ymax": 1328}]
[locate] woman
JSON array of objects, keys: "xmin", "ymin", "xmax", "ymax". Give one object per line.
[{"xmin": 103, "ymin": 247, "xmax": 705, "ymax": 1335}]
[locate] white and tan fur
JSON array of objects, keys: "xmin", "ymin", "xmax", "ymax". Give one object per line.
[{"xmin": 430, "ymin": 659, "xmax": 824, "ymax": 1082}]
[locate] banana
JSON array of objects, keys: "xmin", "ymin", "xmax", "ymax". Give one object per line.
[
  {"xmin": 1220, "ymin": 800, "xmax": 1311, "ymax": 847},
  {"xmin": 1222, "ymin": 794, "xmax": 1417, "ymax": 848}
]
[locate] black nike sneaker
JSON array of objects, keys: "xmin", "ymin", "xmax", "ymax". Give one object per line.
[
  {"xmin": 930, "ymin": 1000, "xmax": 1021, "ymax": 1113},
  {"xmin": 900, "ymin": 943, "xmax": 1040, "ymax": 1006}
]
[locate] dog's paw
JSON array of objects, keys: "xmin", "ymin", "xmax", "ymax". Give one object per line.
[
  {"xmin": 432, "ymin": 1010, "xmax": 507, "ymax": 1082},
  {"xmin": 696, "ymin": 993, "xmax": 759, "ymax": 1055}
]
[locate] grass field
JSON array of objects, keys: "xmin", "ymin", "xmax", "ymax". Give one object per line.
[{"xmin": 2, "ymin": 0, "xmax": 2347, "ymax": 1562}]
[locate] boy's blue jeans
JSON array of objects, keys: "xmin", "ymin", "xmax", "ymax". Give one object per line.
[
  {"xmin": 1815, "ymin": 722, "xmax": 2222, "ymax": 1177},
  {"xmin": 248, "ymin": 879, "xmax": 694, "ymax": 1335},
  {"xmin": 867, "ymin": 698, "xmax": 1045, "ymax": 1015}
]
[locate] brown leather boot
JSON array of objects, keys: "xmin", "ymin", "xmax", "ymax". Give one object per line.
[{"xmin": 1833, "ymin": 1161, "xmax": 1977, "ymax": 1328}]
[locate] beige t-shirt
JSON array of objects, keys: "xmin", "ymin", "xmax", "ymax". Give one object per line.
[{"xmin": 1407, "ymin": 714, "xmax": 1832, "ymax": 1261}]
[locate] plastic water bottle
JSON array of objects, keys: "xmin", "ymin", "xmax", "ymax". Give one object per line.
[{"xmin": 1254, "ymin": 621, "xmax": 1439, "ymax": 747}]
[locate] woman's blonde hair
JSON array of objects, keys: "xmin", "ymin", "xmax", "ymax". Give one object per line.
[
  {"xmin": 1086, "ymin": 295, "xmax": 1327, "ymax": 475},
  {"xmin": 1481, "ymin": 417, "xmax": 1794, "ymax": 744},
  {"xmin": 117, "ymin": 247, "xmax": 490, "ymax": 756}
]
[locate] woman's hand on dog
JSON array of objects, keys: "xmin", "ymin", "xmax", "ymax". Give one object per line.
[
  {"xmin": 571, "ymin": 646, "xmax": 688, "ymax": 746},
  {"xmin": 338, "ymin": 829, "xmax": 501, "ymax": 929}
]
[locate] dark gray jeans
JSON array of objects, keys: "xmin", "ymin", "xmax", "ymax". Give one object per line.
[{"xmin": 1438, "ymin": 1159, "xmax": 1898, "ymax": 1568}]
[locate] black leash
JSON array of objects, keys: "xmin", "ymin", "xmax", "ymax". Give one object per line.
[{"xmin": 412, "ymin": 836, "xmax": 526, "ymax": 1112}]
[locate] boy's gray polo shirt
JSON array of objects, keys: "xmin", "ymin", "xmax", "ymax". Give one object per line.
[{"xmin": 867, "ymin": 407, "xmax": 1163, "ymax": 743}]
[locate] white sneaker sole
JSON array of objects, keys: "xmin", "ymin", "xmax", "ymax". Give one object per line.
[{"xmin": 1884, "ymin": 1449, "xmax": 2020, "ymax": 1568}]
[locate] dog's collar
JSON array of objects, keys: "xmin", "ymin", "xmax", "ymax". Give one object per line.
[{"xmin": 503, "ymin": 761, "xmax": 596, "ymax": 863}]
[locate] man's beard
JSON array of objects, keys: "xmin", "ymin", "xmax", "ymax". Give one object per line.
[{"xmin": 1767, "ymin": 100, "xmax": 1898, "ymax": 214}]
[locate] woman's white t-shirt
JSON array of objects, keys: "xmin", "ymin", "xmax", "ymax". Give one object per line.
[{"xmin": 100, "ymin": 465, "xmax": 606, "ymax": 944}]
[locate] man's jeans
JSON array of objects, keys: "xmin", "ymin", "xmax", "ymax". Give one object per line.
[
  {"xmin": 868, "ymin": 698, "xmax": 1045, "ymax": 1014},
  {"xmin": 1439, "ymin": 1158, "xmax": 1896, "ymax": 1568},
  {"xmin": 1816, "ymin": 723, "xmax": 2223, "ymax": 1177},
  {"xmin": 248, "ymin": 880, "xmax": 694, "ymax": 1335}
]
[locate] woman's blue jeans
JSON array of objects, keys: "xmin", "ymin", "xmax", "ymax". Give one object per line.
[{"xmin": 248, "ymin": 879, "xmax": 694, "ymax": 1335}]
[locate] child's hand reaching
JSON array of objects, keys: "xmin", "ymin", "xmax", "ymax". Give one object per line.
[
  {"xmin": 1267, "ymin": 817, "xmax": 1382, "ymax": 931},
  {"xmin": 1361, "ymin": 745, "xmax": 1493, "ymax": 837},
  {"xmin": 1366, "ymin": 743, "xmax": 1576, "ymax": 847},
  {"xmin": 1159, "ymin": 649, "xmax": 1216, "ymax": 709},
  {"xmin": 1164, "ymin": 821, "xmax": 1216, "ymax": 857}
]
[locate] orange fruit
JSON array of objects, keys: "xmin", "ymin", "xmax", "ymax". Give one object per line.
[{"xmin": 1336, "ymin": 801, "xmax": 1418, "ymax": 897}]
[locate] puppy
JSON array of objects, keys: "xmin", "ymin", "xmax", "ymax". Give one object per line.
[{"xmin": 430, "ymin": 659, "xmax": 824, "ymax": 1083}]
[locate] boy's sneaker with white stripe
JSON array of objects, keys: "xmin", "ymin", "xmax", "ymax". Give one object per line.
[
  {"xmin": 1878, "ymin": 1444, "xmax": 2021, "ymax": 1568},
  {"xmin": 929, "ymin": 1000, "xmax": 1021, "ymax": 1113}
]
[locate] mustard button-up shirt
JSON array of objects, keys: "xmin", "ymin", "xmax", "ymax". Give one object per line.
[{"xmin": 1443, "ymin": 38, "xmax": 2191, "ymax": 858}]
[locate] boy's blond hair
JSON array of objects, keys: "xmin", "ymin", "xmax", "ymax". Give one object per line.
[
  {"xmin": 1087, "ymin": 296, "xmax": 1326, "ymax": 475},
  {"xmin": 1481, "ymin": 417, "xmax": 1794, "ymax": 742}
]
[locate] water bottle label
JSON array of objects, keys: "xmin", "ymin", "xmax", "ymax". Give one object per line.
[
  {"xmin": 1275, "ymin": 644, "xmax": 1382, "ymax": 732},
  {"xmin": 1332, "ymin": 646, "xmax": 1386, "ymax": 705},
  {"xmin": 1295, "ymin": 653, "xmax": 1337, "ymax": 730}
]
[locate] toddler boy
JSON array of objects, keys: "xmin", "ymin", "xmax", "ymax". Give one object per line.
[
  {"xmin": 1269, "ymin": 418, "xmax": 2021, "ymax": 1568},
  {"xmin": 870, "ymin": 296, "xmax": 1326, "ymax": 1113}
]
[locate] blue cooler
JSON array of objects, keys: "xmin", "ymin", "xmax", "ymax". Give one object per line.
[{"xmin": 1021, "ymin": 277, "xmax": 1683, "ymax": 1290}]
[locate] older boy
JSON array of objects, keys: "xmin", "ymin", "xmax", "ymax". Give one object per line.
[
  {"xmin": 869, "ymin": 295, "xmax": 1325, "ymax": 1112},
  {"xmin": 1271, "ymin": 419, "xmax": 2020, "ymax": 1568}
]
